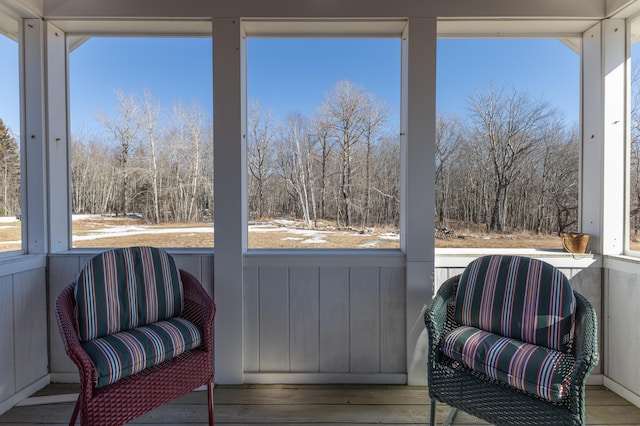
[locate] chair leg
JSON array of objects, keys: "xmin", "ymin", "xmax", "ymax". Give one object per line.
[
  {"xmin": 430, "ymin": 399, "xmax": 436, "ymax": 426},
  {"xmin": 443, "ymin": 407, "xmax": 459, "ymax": 426},
  {"xmin": 69, "ymin": 396, "xmax": 81, "ymax": 426},
  {"xmin": 430, "ymin": 400, "xmax": 458, "ymax": 426},
  {"xmin": 207, "ymin": 381, "xmax": 214, "ymax": 426}
]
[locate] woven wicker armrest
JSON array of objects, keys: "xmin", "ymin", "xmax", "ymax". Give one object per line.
[
  {"xmin": 425, "ymin": 275, "xmax": 460, "ymax": 357},
  {"xmin": 568, "ymin": 291, "xmax": 599, "ymax": 401},
  {"xmin": 55, "ymin": 283, "xmax": 100, "ymax": 396},
  {"xmin": 180, "ymin": 269, "xmax": 216, "ymax": 347}
]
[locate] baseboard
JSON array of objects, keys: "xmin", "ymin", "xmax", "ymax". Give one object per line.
[
  {"xmin": 242, "ymin": 373, "xmax": 407, "ymax": 385},
  {"xmin": 15, "ymin": 392, "xmax": 78, "ymax": 407},
  {"xmin": 604, "ymin": 377, "xmax": 640, "ymax": 408},
  {"xmin": 587, "ymin": 373, "xmax": 604, "ymax": 386},
  {"xmin": 0, "ymin": 375, "xmax": 50, "ymax": 416},
  {"xmin": 49, "ymin": 373, "xmax": 79, "ymax": 383}
]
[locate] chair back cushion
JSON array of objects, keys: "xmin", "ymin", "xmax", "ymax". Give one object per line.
[
  {"xmin": 75, "ymin": 246, "xmax": 184, "ymax": 342},
  {"xmin": 454, "ymin": 255, "xmax": 575, "ymax": 352}
]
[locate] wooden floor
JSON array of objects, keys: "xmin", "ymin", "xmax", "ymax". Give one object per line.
[{"xmin": 1, "ymin": 384, "xmax": 639, "ymax": 425}]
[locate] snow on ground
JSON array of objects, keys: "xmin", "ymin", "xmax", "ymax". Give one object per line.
[
  {"xmin": 17, "ymin": 215, "xmax": 400, "ymax": 245},
  {"xmin": 72, "ymin": 226, "xmax": 213, "ymax": 241}
]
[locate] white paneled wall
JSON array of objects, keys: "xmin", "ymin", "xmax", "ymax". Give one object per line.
[
  {"xmin": 243, "ymin": 262, "xmax": 406, "ymax": 383},
  {"xmin": 602, "ymin": 258, "xmax": 640, "ymax": 407},
  {"xmin": 0, "ymin": 260, "xmax": 48, "ymax": 415}
]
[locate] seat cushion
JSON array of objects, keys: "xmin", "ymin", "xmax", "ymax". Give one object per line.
[
  {"xmin": 441, "ymin": 326, "xmax": 572, "ymax": 402},
  {"xmin": 455, "ymin": 255, "xmax": 575, "ymax": 352},
  {"xmin": 81, "ymin": 317, "xmax": 202, "ymax": 388},
  {"xmin": 75, "ymin": 246, "xmax": 184, "ymax": 341}
]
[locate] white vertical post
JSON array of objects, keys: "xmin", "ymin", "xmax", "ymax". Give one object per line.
[
  {"xmin": 21, "ymin": 18, "xmax": 48, "ymax": 254},
  {"xmin": 402, "ymin": 18, "xmax": 436, "ymax": 386},
  {"xmin": 213, "ymin": 18, "xmax": 246, "ymax": 384},
  {"xmin": 45, "ymin": 22, "xmax": 71, "ymax": 252},
  {"xmin": 582, "ymin": 20, "xmax": 626, "ymax": 255}
]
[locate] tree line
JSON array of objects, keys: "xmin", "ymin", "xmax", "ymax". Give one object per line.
[
  {"xmin": 0, "ymin": 80, "xmax": 585, "ymax": 238},
  {"xmin": 249, "ymin": 81, "xmax": 580, "ymax": 235},
  {"xmin": 0, "ymin": 118, "xmax": 20, "ymax": 217},
  {"xmin": 72, "ymin": 88, "xmax": 214, "ymax": 223}
]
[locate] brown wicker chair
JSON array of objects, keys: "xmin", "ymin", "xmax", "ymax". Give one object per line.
[
  {"xmin": 55, "ymin": 247, "xmax": 216, "ymax": 426},
  {"xmin": 425, "ymin": 255, "xmax": 599, "ymax": 426}
]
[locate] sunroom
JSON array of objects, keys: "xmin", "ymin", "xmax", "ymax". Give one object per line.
[{"xmin": 0, "ymin": 0, "xmax": 639, "ymax": 424}]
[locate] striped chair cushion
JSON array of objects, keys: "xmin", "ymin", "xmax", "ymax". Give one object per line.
[
  {"xmin": 442, "ymin": 326, "xmax": 572, "ymax": 402},
  {"xmin": 81, "ymin": 317, "xmax": 202, "ymax": 388},
  {"xmin": 455, "ymin": 255, "xmax": 575, "ymax": 352},
  {"xmin": 75, "ymin": 246, "xmax": 184, "ymax": 342}
]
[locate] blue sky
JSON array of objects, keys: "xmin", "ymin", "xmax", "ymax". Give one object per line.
[{"xmin": 0, "ymin": 35, "xmax": 581, "ymax": 140}]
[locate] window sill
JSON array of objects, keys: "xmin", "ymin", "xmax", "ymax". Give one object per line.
[
  {"xmin": 435, "ymin": 248, "xmax": 600, "ymax": 269},
  {"xmin": 0, "ymin": 253, "xmax": 47, "ymax": 277}
]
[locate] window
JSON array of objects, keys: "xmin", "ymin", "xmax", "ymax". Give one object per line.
[
  {"xmin": 435, "ymin": 38, "xmax": 580, "ymax": 250},
  {"xmin": 246, "ymin": 37, "xmax": 401, "ymax": 249},
  {"xmin": 0, "ymin": 32, "xmax": 22, "ymax": 254},
  {"xmin": 69, "ymin": 37, "xmax": 213, "ymax": 248}
]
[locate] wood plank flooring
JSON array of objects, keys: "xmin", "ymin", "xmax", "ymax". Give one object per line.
[{"xmin": 1, "ymin": 384, "xmax": 639, "ymax": 425}]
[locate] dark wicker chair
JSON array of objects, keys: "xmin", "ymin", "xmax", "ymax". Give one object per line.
[
  {"xmin": 425, "ymin": 255, "xmax": 599, "ymax": 426},
  {"xmin": 55, "ymin": 247, "xmax": 216, "ymax": 426}
]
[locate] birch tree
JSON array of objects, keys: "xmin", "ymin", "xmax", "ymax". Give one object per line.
[{"xmin": 276, "ymin": 112, "xmax": 316, "ymax": 227}]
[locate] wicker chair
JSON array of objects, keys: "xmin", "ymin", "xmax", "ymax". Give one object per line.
[
  {"xmin": 55, "ymin": 247, "xmax": 216, "ymax": 426},
  {"xmin": 425, "ymin": 255, "xmax": 599, "ymax": 426}
]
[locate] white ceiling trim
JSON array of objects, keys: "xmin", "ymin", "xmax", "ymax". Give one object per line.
[
  {"xmin": 49, "ymin": 18, "xmax": 212, "ymax": 36},
  {"xmin": 49, "ymin": 17, "xmax": 597, "ymax": 40},
  {"xmin": 241, "ymin": 18, "xmax": 408, "ymax": 38},
  {"xmin": 438, "ymin": 18, "xmax": 598, "ymax": 38}
]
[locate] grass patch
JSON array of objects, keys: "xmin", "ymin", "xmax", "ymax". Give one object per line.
[{"xmin": 0, "ymin": 215, "xmax": 605, "ymax": 252}]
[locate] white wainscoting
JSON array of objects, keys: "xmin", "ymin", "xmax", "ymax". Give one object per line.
[
  {"xmin": 0, "ymin": 255, "xmax": 47, "ymax": 414},
  {"xmin": 243, "ymin": 251, "xmax": 406, "ymax": 383}
]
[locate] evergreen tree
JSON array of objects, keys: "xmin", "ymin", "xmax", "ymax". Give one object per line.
[{"xmin": 0, "ymin": 119, "xmax": 20, "ymax": 217}]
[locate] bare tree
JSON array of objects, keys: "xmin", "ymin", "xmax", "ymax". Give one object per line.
[
  {"xmin": 70, "ymin": 132, "xmax": 115, "ymax": 214},
  {"xmin": 247, "ymin": 100, "xmax": 275, "ymax": 219},
  {"xmin": 325, "ymin": 80, "xmax": 369, "ymax": 228},
  {"xmin": 360, "ymin": 94, "xmax": 390, "ymax": 229},
  {"xmin": 467, "ymin": 86, "xmax": 556, "ymax": 232},
  {"xmin": 630, "ymin": 65, "xmax": 640, "ymax": 237},
  {"xmin": 311, "ymin": 107, "xmax": 335, "ymax": 220},
  {"xmin": 97, "ymin": 89, "xmax": 141, "ymax": 216},
  {"xmin": 435, "ymin": 113, "xmax": 460, "ymax": 229},
  {"xmin": 140, "ymin": 88, "xmax": 162, "ymax": 223}
]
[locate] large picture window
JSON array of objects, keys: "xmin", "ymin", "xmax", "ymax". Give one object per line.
[
  {"xmin": 0, "ymin": 32, "xmax": 22, "ymax": 254},
  {"xmin": 68, "ymin": 37, "xmax": 213, "ymax": 248},
  {"xmin": 246, "ymin": 37, "xmax": 401, "ymax": 249}
]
